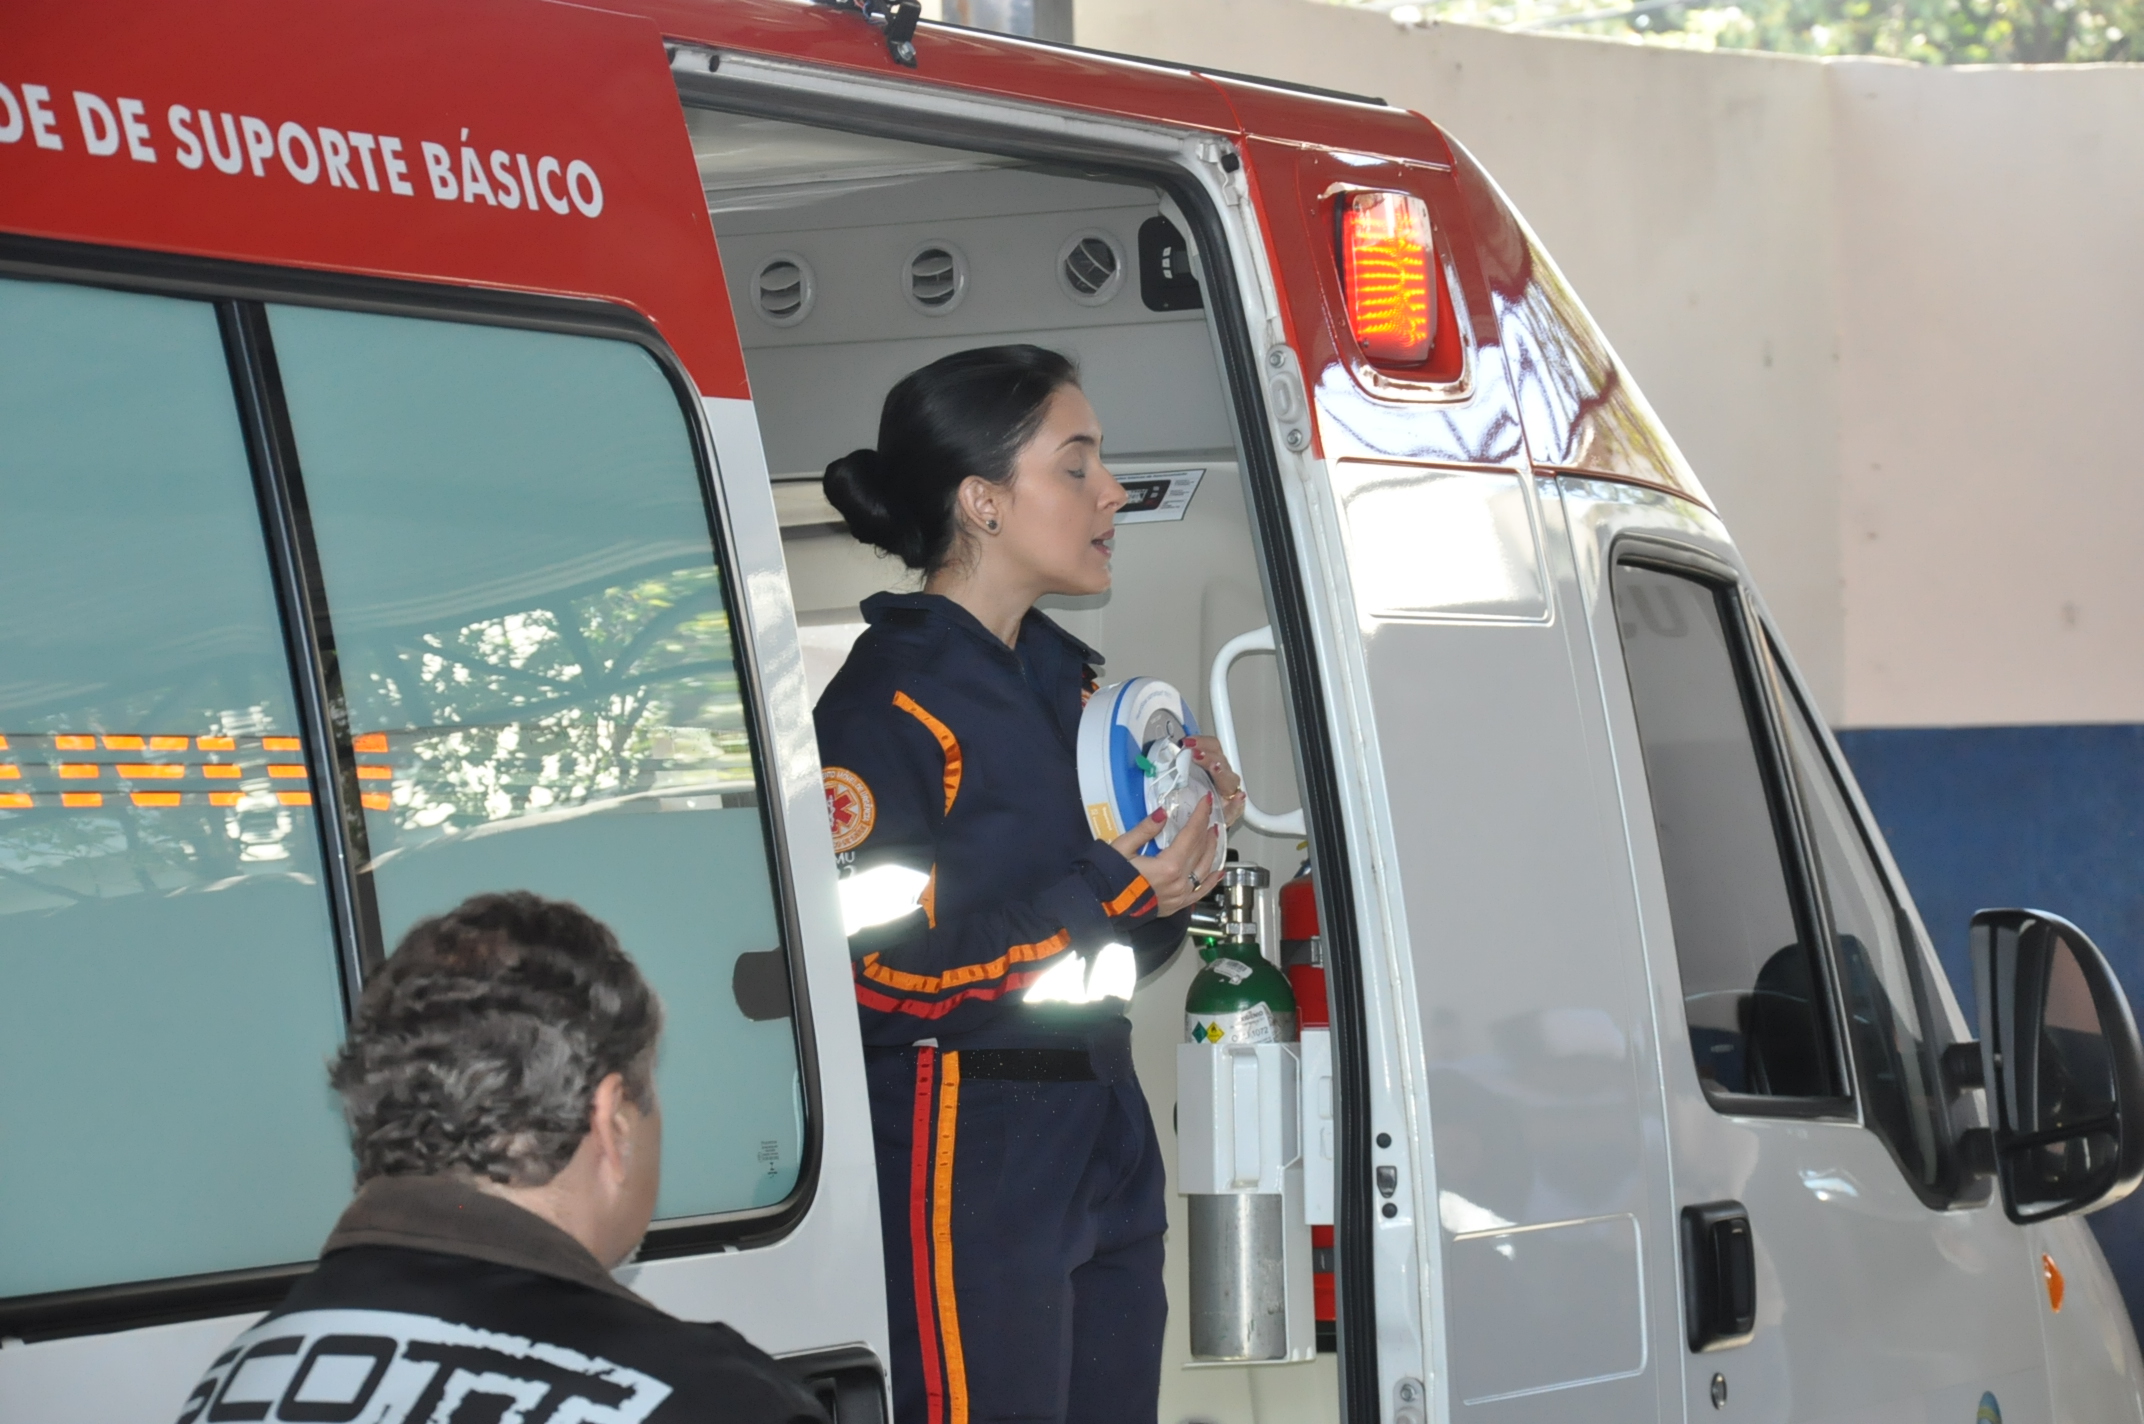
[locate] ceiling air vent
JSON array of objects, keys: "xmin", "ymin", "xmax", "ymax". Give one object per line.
[
  {"xmin": 904, "ymin": 242, "xmax": 968, "ymax": 315},
  {"xmin": 1057, "ymin": 231, "xmax": 1125, "ymax": 306},
  {"xmin": 752, "ymin": 253, "xmax": 814, "ymax": 327}
]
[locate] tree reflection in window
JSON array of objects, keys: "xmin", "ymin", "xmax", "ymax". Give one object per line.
[{"xmin": 353, "ymin": 561, "xmax": 753, "ymax": 862}]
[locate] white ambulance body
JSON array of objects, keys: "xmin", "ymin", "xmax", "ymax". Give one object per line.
[{"xmin": 2, "ymin": 3, "xmax": 2141, "ymax": 1422}]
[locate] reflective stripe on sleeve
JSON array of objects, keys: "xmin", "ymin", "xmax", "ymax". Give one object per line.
[{"xmin": 893, "ymin": 691, "xmax": 962, "ymax": 815}]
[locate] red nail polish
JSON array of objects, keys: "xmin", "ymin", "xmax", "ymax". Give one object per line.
[{"xmin": 1150, "ymin": 808, "xmax": 1168, "ymax": 823}]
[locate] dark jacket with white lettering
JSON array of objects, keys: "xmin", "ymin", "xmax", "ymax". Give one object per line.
[
  {"xmin": 177, "ymin": 1177, "xmax": 826, "ymax": 1424},
  {"xmin": 814, "ymin": 592, "xmax": 1184, "ymax": 1051}
]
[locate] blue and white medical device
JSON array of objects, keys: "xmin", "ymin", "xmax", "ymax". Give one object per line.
[{"xmin": 1076, "ymin": 677, "xmax": 1226, "ymax": 874}]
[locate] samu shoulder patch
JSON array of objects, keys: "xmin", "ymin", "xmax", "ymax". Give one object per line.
[{"xmin": 823, "ymin": 766, "xmax": 876, "ymax": 853}]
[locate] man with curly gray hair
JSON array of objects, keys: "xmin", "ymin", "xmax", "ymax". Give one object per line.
[{"xmin": 178, "ymin": 892, "xmax": 826, "ymax": 1424}]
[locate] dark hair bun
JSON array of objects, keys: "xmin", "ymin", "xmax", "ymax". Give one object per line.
[
  {"xmin": 826, "ymin": 345, "xmax": 1080, "ymax": 573},
  {"xmin": 824, "ymin": 447, "xmax": 925, "ymax": 565}
]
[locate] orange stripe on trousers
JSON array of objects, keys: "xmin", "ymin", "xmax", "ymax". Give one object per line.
[
  {"xmin": 911, "ymin": 1049, "xmax": 945, "ymax": 1424},
  {"xmin": 934, "ymin": 1052, "xmax": 969, "ymax": 1424}
]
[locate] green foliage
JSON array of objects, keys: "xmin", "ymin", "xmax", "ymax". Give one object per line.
[
  {"xmin": 1352, "ymin": 0, "xmax": 2141, "ymax": 62},
  {"xmin": 1714, "ymin": 0, "xmax": 2141, "ymax": 62}
]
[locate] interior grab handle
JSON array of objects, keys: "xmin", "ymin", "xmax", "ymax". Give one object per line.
[{"xmin": 1208, "ymin": 625, "xmax": 1307, "ymax": 839}]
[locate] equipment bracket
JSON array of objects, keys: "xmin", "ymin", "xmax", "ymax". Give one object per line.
[{"xmin": 813, "ymin": 0, "xmax": 923, "ymax": 66}]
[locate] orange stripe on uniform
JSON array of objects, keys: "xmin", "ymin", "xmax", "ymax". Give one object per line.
[
  {"xmin": 853, "ymin": 964, "xmax": 1055, "ymax": 1021},
  {"xmin": 910, "ymin": 1049, "xmax": 946, "ymax": 1424},
  {"xmin": 859, "ymin": 929, "xmax": 1069, "ymax": 996},
  {"xmin": 893, "ymin": 691, "xmax": 962, "ymax": 815},
  {"xmin": 934, "ymin": 1052, "xmax": 969, "ymax": 1424},
  {"xmin": 1102, "ymin": 874, "xmax": 1153, "ymax": 917}
]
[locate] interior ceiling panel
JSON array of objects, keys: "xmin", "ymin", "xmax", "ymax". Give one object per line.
[
  {"xmin": 694, "ymin": 110, "xmax": 1237, "ymax": 473},
  {"xmin": 689, "ymin": 109, "xmax": 1009, "ymax": 215}
]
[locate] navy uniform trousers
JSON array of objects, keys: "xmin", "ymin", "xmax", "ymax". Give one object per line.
[{"xmin": 865, "ymin": 1041, "xmax": 1167, "ymax": 1424}]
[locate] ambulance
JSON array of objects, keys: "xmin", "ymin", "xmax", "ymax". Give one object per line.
[{"xmin": 4, "ymin": 2, "xmax": 2142, "ymax": 1421}]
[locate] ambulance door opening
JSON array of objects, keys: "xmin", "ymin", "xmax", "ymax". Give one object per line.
[{"xmin": 687, "ymin": 105, "xmax": 1347, "ymax": 1424}]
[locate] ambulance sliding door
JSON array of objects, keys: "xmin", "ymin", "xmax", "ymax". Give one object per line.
[{"xmin": 0, "ymin": 267, "xmax": 881, "ymax": 1422}]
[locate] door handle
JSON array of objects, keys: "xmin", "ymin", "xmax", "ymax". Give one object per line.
[
  {"xmin": 1681, "ymin": 1201, "xmax": 1755, "ymax": 1351},
  {"xmin": 1207, "ymin": 625, "xmax": 1305, "ymax": 838},
  {"xmin": 786, "ymin": 1345, "xmax": 887, "ymax": 1422}
]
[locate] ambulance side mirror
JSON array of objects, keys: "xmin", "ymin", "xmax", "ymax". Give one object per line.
[{"xmin": 1969, "ymin": 909, "xmax": 2144, "ymax": 1223}]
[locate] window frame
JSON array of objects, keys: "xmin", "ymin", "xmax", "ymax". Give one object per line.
[
  {"xmin": 0, "ymin": 233, "xmax": 825, "ymax": 1341},
  {"xmin": 1760, "ymin": 630, "xmax": 1980, "ymax": 1209},
  {"xmin": 1609, "ymin": 538, "xmax": 1857, "ymax": 1121}
]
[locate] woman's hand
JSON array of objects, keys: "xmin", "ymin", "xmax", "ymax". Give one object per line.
[
  {"xmin": 1110, "ymin": 796, "xmax": 1226, "ymax": 916},
  {"xmin": 1184, "ymin": 736, "xmax": 1247, "ymax": 828}
]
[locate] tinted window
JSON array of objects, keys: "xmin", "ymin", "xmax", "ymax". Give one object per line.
[
  {"xmin": 0, "ymin": 279, "xmax": 350, "ymax": 1298},
  {"xmin": 1613, "ymin": 563, "xmax": 1838, "ymax": 1101},
  {"xmin": 1773, "ymin": 655, "xmax": 1948, "ymax": 1187},
  {"xmin": 268, "ymin": 307, "xmax": 803, "ymax": 1217}
]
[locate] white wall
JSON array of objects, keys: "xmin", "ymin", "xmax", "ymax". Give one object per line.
[
  {"xmin": 1074, "ymin": 0, "xmax": 2144, "ymax": 729},
  {"xmin": 1829, "ymin": 62, "xmax": 2144, "ymax": 726}
]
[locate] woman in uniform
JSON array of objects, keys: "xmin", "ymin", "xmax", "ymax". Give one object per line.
[{"xmin": 815, "ymin": 344, "xmax": 1245, "ymax": 1424}]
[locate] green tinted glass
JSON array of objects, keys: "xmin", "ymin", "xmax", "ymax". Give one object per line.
[
  {"xmin": 268, "ymin": 306, "xmax": 801, "ymax": 1216},
  {"xmin": 0, "ymin": 279, "xmax": 351, "ymax": 1298}
]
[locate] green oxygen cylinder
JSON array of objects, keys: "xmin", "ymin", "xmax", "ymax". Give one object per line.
[
  {"xmin": 1185, "ymin": 862, "xmax": 1297, "ymax": 1046},
  {"xmin": 1183, "ymin": 858, "xmax": 1301, "ymax": 1362}
]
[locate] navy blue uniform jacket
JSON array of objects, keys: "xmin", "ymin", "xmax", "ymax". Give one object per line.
[{"xmin": 816, "ymin": 592, "xmax": 1186, "ymax": 1049}]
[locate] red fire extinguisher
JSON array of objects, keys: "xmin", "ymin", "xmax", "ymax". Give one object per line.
[{"xmin": 1279, "ymin": 859, "xmax": 1335, "ymax": 1352}]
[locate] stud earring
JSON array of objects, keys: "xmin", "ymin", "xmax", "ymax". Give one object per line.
[{"xmin": 985, "ymin": 519, "xmax": 1000, "ymax": 532}]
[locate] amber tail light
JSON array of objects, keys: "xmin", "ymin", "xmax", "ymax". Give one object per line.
[{"xmin": 1339, "ymin": 190, "xmax": 1436, "ymax": 366}]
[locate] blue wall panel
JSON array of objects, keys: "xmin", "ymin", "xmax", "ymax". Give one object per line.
[{"xmin": 1837, "ymin": 723, "xmax": 2144, "ymax": 1327}]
